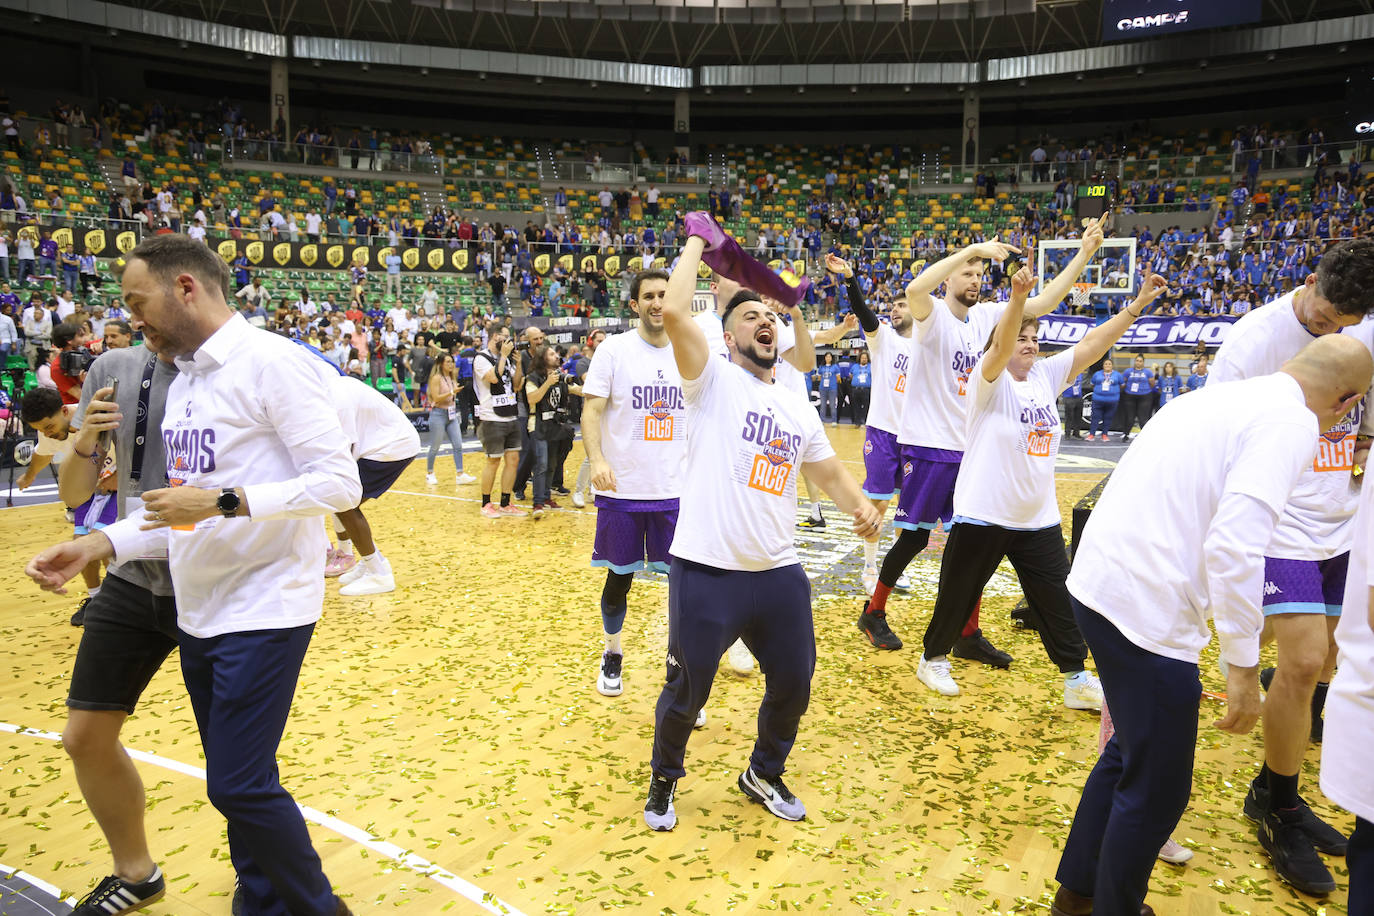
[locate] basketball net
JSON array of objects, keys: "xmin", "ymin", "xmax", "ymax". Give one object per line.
[{"xmin": 1071, "ymin": 282, "xmax": 1094, "ymax": 310}]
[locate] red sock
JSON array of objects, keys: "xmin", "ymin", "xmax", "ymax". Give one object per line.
[
  {"xmin": 961, "ymin": 597, "xmax": 982, "ymax": 638},
  {"xmin": 870, "ymin": 582, "xmax": 893, "ymax": 614}
]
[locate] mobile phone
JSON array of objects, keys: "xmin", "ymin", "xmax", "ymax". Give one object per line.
[{"xmin": 99, "ymin": 377, "xmax": 120, "ymax": 451}]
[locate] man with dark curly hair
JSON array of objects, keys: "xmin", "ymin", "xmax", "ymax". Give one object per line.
[{"xmin": 1209, "ymin": 236, "xmax": 1374, "ymax": 896}]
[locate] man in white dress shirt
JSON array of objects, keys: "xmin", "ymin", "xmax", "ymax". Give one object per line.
[
  {"xmin": 1049, "ymin": 335, "xmax": 1373, "ymax": 916},
  {"xmin": 26, "ymin": 235, "xmax": 360, "ymax": 916}
]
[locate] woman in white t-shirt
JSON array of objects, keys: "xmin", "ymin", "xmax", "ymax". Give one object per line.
[
  {"xmin": 423, "ymin": 353, "xmax": 472, "ymax": 486},
  {"xmin": 915, "ymin": 268, "xmax": 1168, "ymax": 708}
]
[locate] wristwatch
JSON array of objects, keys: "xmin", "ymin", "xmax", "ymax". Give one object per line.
[{"xmin": 216, "ymin": 487, "xmax": 241, "ymax": 518}]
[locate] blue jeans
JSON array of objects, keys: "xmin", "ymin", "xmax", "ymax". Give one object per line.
[
  {"xmin": 426, "ymin": 407, "xmax": 463, "ymax": 473},
  {"xmin": 532, "ymin": 437, "xmax": 549, "ymax": 504},
  {"xmin": 179, "ymin": 624, "xmax": 338, "ymax": 916},
  {"xmin": 1056, "ymin": 599, "xmax": 1200, "ymax": 916},
  {"xmin": 62, "ymin": 267, "xmax": 78, "ymax": 293},
  {"xmin": 37, "ymin": 256, "xmax": 55, "ymax": 276},
  {"xmin": 821, "ymin": 387, "xmax": 838, "ymax": 420},
  {"xmin": 1090, "ymin": 398, "xmax": 1118, "ymax": 436}
]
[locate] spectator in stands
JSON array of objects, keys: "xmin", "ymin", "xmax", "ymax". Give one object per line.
[
  {"xmin": 0, "ymin": 300, "xmax": 16, "ymax": 364},
  {"xmin": 78, "ymin": 246, "xmax": 98, "ymax": 297},
  {"xmin": 23, "ymin": 300, "xmax": 52, "ymax": 368},
  {"xmin": 14, "ymin": 228, "xmax": 34, "ymax": 285},
  {"xmin": 1187, "ymin": 355, "xmax": 1210, "ymax": 391},
  {"xmin": 37, "ymin": 231, "xmax": 57, "ymax": 278},
  {"xmin": 0, "ymin": 229, "xmax": 8, "ymax": 282},
  {"xmin": 1119, "ymin": 355, "xmax": 1156, "ymax": 442},
  {"xmin": 1157, "ymin": 361, "xmax": 1183, "ymax": 407}
]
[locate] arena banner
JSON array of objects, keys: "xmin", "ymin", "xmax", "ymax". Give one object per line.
[
  {"xmin": 1035, "ymin": 314, "xmax": 1238, "ymax": 350},
  {"xmin": 16, "ymin": 220, "xmax": 141, "ymax": 260}
]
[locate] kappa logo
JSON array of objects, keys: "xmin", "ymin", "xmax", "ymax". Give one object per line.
[
  {"xmin": 1263, "ymin": 581, "xmax": 1282, "ymax": 597},
  {"xmin": 667, "ymin": 653, "xmax": 681, "ymax": 668}
]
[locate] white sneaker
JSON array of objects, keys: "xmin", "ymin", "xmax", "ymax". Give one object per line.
[
  {"xmin": 571, "ymin": 490, "xmax": 586, "ymax": 508},
  {"xmin": 456, "ymin": 473, "xmax": 477, "ymax": 485},
  {"xmin": 1063, "ymin": 672, "xmax": 1104, "ymax": 711},
  {"xmin": 894, "ymin": 573, "xmax": 912, "ymax": 591},
  {"xmin": 861, "ymin": 566, "xmax": 879, "ymax": 596},
  {"xmin": 917, "ymin": 655, "xmax": 959, "ymax": 696},
  {"xmin": 1157, "ymin": 837, "xmax": 1194, "ymax": 864},
  {"xmin": 727, "ymin": 639, "xmax": 755, "ymax": 676},
  {"xmin": 339, "ymin": 571, "xmax": 396, "ymax": 596},
  {"xmin": 425, "ymin": 472, "xmax": 438, "ymax": 485},
  {"xmin": 694, "ymin": 708, "xmax": 707, "ymax": 729},
  {"xmin": 338, "ymin": 562, "xmax": 368, "ymax": 586}
]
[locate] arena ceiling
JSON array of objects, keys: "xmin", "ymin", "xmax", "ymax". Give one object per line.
[{"xmin": 81, "ymin": 0, "xmax": 1374, "ymax": 67}]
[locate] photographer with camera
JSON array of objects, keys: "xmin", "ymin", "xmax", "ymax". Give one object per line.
[
  {"xmin": 50, "ymin": 320, "xmax": 95, "ymax": 405},
  {"xmin": 524, "ymin": 344, "xmax": 581, "ymax": 517}
]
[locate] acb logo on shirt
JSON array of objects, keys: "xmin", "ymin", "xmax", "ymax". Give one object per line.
[
  {"xmin": 748, "ymin": 437, "xmax": 794, "ymax": 496},
  {"xmin": 644, "ymin": 400, "xmax": 675, "ymax": 442},
  {"xmin": 1314, "ymin": 430, "xmax": 1355, "ymax": 473}
]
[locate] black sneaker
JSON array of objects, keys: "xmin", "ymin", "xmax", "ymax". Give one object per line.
[
  {"xmin": 71, "ymin": 596, "xmax": 90, "ymax": 627},
  {"xmin": 857, "ymin": 601, "xmax": 903, "ymax": 650},
  {"xmin": 1244, "ymin": 782, "xmax": 1348, "ymax": 855},
  {"xmin": 1259, "ymin": 809, "xmax": 1336, "ymax": 896},
  {"xmin": 797, "ymin": 515, "xmax": 827, "ymax": 529},
  {"xmin": 643, "ymin": 774, "xmax": 677, "ymax": 831},
  {"xmin": 72, "ymin": 866, "xmax": 165, "ymax": 915},
  {"xmin": 738, "ymin": 768, "xmax": 806, "ymax": 821},
  {"xmin": 951, "ymin": 629, "xmax": 1012, "ymax": 669},
  {"xmin": 1010, "ymin": 598, "xmax": 1037, "ymax": 631},
  {"xmin": 1260, "ymin": 666, "xmax": 1275, "ymax": 691},
  {"xmin": 596, "ymin": 651, "xmax": 623, "ymax": 697}
]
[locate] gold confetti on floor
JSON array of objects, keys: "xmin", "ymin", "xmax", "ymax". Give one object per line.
[{"xmin": 0, "ymin": 426, "xmax": 1353, "ymax": 914}]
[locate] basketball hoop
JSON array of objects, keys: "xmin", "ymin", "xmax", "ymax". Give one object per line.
[{"xmin": 1071, "ymin": 282, "xmax": 1094, "ymax": 310}]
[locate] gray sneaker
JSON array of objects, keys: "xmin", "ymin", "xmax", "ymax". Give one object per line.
[
  {"xmin": 738, "ymin": 768, "xmax": 806, "ymax": 821},
  {"xmin": 643, "ymin": 774, "xmax": 678, "ymax": 831}
]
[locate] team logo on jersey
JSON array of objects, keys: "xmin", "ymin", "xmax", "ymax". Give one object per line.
[
  {"xmin": 1314, "ymin": 403, "xmax": 1363, "ymax": 472},
  {"xmin": 633, "ymin": 384, "xmax": 684, "ymax": 442},
  {"xmin": 902, "ymin": 460, "xmax": 914, "ymax": 478},
  {"xmin": 952, "ymin": 350, "xmax": 976, "ymax": 397},
  {"xmin": 742, "ymin": 409, "xmax": 801, "ymax": 496}
]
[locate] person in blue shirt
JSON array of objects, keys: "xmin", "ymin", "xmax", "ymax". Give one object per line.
[
  {"xmin": 817, "ymin": 352, "xmax": 841, "ymax": 424},
  {"xmin": 1088, "ymin": 357, "xmax": 1125, "ymax": 441},
  {"xmin": 1060, "ymin": 371, "xmax": 1086, "ymax": 439},
  {"xmin": 1157, "ymin": 361, "xmax": 1183, "ymax": 407},
  {"xmin": 1186, "ymin": 354, "xmax": 1210, "ymax": 391},
  {"xmin": 849, "ymin": 350, "xmax": 872, "ymax": 427},
  {"xmin": 1119, "ymin": 355, "xmax": 1156, "ymax": 443}
]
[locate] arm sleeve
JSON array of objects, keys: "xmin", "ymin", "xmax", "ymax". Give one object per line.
[
  {"xmin": 102, "ymin": 514, "xmax": 169, "ymax": 563},
  {"xmin": 242, "ymin": 353, "xmax": 363, "ymax": 520},
  {"xmin": 846, "ymin": 275, "xmax": 880, "ymax": 333},
  {"xmin": 1207, "ymin": 418, "xmax": 1319, "ymax": 668}
]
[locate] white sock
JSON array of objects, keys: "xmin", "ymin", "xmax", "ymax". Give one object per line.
[
  {"xmin": 810, "ymin": 501, "xmax": 823, "ymax": 520},
  {"xmin": 1064, "ymin": 670, "xmax": 1089, "ymax": 685},
  {"xmin": 337, "ymin": 541, "xmax": 353, "ymax": 557},
  {"xmin": 863, "ymin": 539, "xmax": 878, "ymax": 568},
  {"xmin": 332, "ymin": 515, "xmax": 347, "ymax": 536},
  {"xmin": 361, "ymin": 550, "xmax": 386, "ymax": 572},
  {"xmin": 87, "ymin": 585, "xmax": 101, "ymax": 599},
  {"xmin": 605, "ymin": 632, "xmax": 622, "ymax": 655}
]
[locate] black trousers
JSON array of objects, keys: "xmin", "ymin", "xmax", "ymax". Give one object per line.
[
  {"xmin": 1119, "ymin": 393, "xmax": 1153, "ymax": 437},
  {"xmin": 1061, "ymin": 396, "xmax": 1084, "ymax": 438},
  {"xmin": 851, "ymin": 388, "xmax": 871, "ymax": 427},
  {"xmin": 922, "ymin": 522, "xmax": 1087, "ymax": 672}
]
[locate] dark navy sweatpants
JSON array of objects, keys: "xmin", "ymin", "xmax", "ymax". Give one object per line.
[
  {"xmin": 1352, "ymin": 817, "xmax": 1374, "ymax": 916},
  {"xmin": 1055, "ymin": 598, "xmax": 1201, "ymax": 916},
  {"xmin": 179, "ymin": 624, "xmax": 338, "ymax": 916},
  {"xmin": 651, "ymin": 557, "xmax": 815, "ymax": 781}
]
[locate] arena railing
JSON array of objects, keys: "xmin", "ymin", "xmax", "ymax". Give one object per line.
[{"xmin": 222, "ymin": 138, "xmax": 444, "ymax": 176}]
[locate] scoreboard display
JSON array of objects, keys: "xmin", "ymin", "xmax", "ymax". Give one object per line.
[
  {"xmin": 1075, "ymin": 184, "xmax": 1110, "ymax": 221},
  {"xmin": 1103, "ymin": 0, "xmax": 1261, "ymax": 42}
]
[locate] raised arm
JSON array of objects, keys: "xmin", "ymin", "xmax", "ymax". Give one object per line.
[
  {"xmin": 980, "ymin": 265, "xmax": 1037, "ymax": 383},
  {"xmin": 812, "ymin": 312, "xmax": 858, "ymax": 346},
  {"xmin": 825, "ymin": 253, "xmax": 880, "ymax": 336},
  {"xmin": 782, "ymin": 302, "xmax": 817, "ymax": 372},
  {"xmin": 664, "ymin": 232, "xmax": 711, "ymax": 381},
  {"xmin": 904, "ymin": 238, "xmax": 1021, "ymax": 321},
  {"xmin": 1069, "ymin": 274, "xmax": 1168, "ymax": 379},
  {"xmin": 1025, "ymin": 216, "xmax": 1107, "ymax": 318}
]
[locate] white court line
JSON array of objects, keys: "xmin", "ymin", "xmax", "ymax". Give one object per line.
[
  {"xmin": 0, "ymin": 860, "xmax": 66, "ymax": 911},
  {"xmin": 0, "ymin": 723, "xmax": 528, "ymax": 916}
]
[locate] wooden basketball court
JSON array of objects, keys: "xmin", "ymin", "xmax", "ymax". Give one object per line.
[{"xmin": 0, "ymin": 426, "xmax": 1353, "ymax": 914}]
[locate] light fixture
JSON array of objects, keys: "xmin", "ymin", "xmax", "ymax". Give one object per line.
[
  {"xmin": 107, "ymin": 26, "xmax": 117, "ymax": 35},
  {"xmin": 479, "ymin": 72, "xmax": 487, "ymax": 79},
  {"xmin": 1135, "ymin": 65, "xmax": 1144, "ymax": 75},
  {"xmin": 535, "ymin": 75, "xmax": 543, "ymax": 84},
  {"xmin": 797, "ymin": 86, "xmax": 805, "ymax": 94},
  {"xmin": 178, "ymin": 39, "xmax": 188, "ymax": 48},
  {"xmin": 421, "ymin": 67, "xmax": 429, "ymax": 75},
  {"xmin": 361, "ymin": 62, "xmax": 369, "ymax": 71},
  {"xmin": 704, "ymin": 87, "xmax": 712, "ymax": 95},
  {"xmin": 644, "ymin": 85, "xmax": 651, "ymax": 93},
  {"xmin": 1198, "ymin": 59, "xmax": 1208, "ymax": 68},
  {"xmin": 745, "ymin": 86, "xmax": 752, "ymax": 94},
  {"xmin": 313, "ymin": 59, "xmax": 322, "ymax": 68},
  {"xmin": 245, "ymin": 52, "xmax": 254, "ymax": 59},
  {"xmin": 589, "ymin": 80, "xmax": 597, "ymax": 88},
  {"xmin": 903, "ymin": 85, "xmax": 911, "ymax": 93},
  {"xmin": 850, "ymin": 85, "xmax": 857, "ymax": 93},
  {"xmin": 1017, "ymin": 78, "xmax": 1026, "ymax": 87},
  {"xmin": 1075, "ymin": 72, "xmax": 1083, "ymax": 81}
]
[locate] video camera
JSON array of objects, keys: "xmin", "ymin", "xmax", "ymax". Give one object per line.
[{"xmin": 59, "ymin": 347, "xmax": 96, "ymax": 377}]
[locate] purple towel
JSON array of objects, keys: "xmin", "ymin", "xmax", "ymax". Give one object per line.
[{"xmin": 684, "ymin": 211, "xmax": 811, "ymax": 306}]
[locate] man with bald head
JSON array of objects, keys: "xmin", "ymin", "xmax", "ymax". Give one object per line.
[{"xmin": 1050, "ymin": 333, "xmax": 1374, "ymax": 916}]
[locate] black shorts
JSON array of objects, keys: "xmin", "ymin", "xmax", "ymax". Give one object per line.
[
  {"xmin": 358, "ymin": 456, "xmax": 414, "ymax": 501},
  {"xmin": 67, "ymin": 572, "xmax": 180, "ymax": 715}
]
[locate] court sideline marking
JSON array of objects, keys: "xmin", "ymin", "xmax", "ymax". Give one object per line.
[{"xmin": 0, "ymin": 723, "xmax": 528, "ymax": 916}]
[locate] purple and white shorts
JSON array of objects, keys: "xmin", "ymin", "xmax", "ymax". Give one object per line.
[{"xmin": 591, "ymin": 496, "xmax": 680, "ymax": 574}]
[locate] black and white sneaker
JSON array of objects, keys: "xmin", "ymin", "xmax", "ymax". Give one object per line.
[
  {"xmin": 738, "ymin": 768, "xmax": 806, "ymax": 821},
  {"xmin": 644, "ymin": 774, "xmax": 678, "ymax": 831},
  {"xmin": 1259, "ymin": 809, "xmax": 1336, "ymax": 896},
  {"xmin": 71, "ymin": 866, "xmax": 165, "ymax": 915},
  {"xmin": 596, "ymin": 652, "xmax": 623, "ymax": 697},
  {"xmin": 71, "ymin": 596, "xmax": 90, "ymax": 627},
  {"xmin": 797, "ymin": 514, "xmax": 826, "ymax": 529}
]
